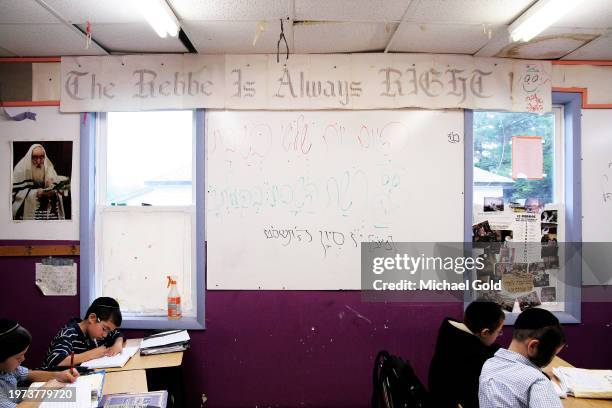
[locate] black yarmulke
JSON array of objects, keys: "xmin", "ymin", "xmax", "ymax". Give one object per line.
[
  {"xmin": 0, "ymin": 319, "xmax": 19, "ymax": 336},
  {"xmin": 514, "ymin": 308, "xmax": 559, "ymax": 330}
]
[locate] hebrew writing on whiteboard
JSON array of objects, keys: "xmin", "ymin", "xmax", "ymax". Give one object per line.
[
  {"xmin": 35, "ymin": 260, "xmax": 77, "ymax": 296},
  {"xmin": 206, "ymin": 110, "xmax": 464, "ymax": 289},
  {"xmin": 11, "ymin": 141, "xmax": 72, "ymax": 221}
]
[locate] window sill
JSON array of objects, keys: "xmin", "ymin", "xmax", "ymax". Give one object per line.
[{"xmin": 120, "ymin": 316, "xmax": 205, "ymax": 330}]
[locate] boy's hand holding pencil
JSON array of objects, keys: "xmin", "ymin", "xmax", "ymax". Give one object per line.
[{"xmin": 58, "ymin": 351, "xmax": 79, "ymax": 383}]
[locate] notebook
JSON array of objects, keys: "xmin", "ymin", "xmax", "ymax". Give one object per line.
[
  {"xmin": 553, "ymin": 367, "xmax": 612, "ymax": 399},
  {"xmin": 98, "ymin": 390, "xmax": 168, "ymax": 408},
  {"xmin": 140, "ymin": 330, "xmax": 190, "ymax": 355},
  {"xmin": 141, "ymin": 330, "xmax": 190, "ymax": 349},
  {"xmin": 81, "ymin": 346, "xmax": 139, "ymax": 369}
]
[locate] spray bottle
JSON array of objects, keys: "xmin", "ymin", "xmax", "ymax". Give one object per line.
[{"xmin": 167, "ymin": 275, "xmax": 182, "ymax": 319}]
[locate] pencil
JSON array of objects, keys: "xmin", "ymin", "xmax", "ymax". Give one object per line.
[{"xmin": 70, "ymin": 351, "xmax": 75, "ymax": 376}]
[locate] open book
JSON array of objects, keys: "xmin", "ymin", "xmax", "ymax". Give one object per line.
[
  {"xmin": 81, "ymin": 345, "xmax": 139, "ymax": 369},
  {"xmin": 553, "ymin": 367, "xmax": 612, "ymax": 399},
  {"xmin": 30, "ymin": 371, "xmax": 105, "ymax": 408}
]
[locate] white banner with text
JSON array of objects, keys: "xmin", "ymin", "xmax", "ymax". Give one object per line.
[{"xmin": 60, "ymin": 54, "xmax": 551, "ymax": 113}]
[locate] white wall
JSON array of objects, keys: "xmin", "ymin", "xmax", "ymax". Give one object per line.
[{"xmin": 0, "ymin": 106, "xmax": 80, "ymax": 240}]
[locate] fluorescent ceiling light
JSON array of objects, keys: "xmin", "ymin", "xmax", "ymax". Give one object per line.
[
  {"xmin": 137, "ymin": 0, "xmax": 180, "ymax": 38},
  {"xmin": 508, "ymin": 0, "xmax": 585, "ymax": 42}
]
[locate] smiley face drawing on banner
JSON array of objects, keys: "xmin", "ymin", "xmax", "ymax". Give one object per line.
[{"xmin": 521, "ymin": 64, "xmax": 550, "ymax": 93}]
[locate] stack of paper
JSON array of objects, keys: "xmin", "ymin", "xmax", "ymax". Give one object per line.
[
  {"xmin": 81, "ymin": 345, "xmax": 139, "ymax": 369},
  {"xmin": 140, "ymin": 330, "xmax": 190, "ymax": 355},
  {"xmin": 553, "ymin": 367, "xmax": 612, "ymax": 399},
  {"xmin": 31, "ymin": 371, "xmax": 105, "ymax": 408}
]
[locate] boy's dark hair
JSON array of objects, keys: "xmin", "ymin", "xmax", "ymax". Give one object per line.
[
  {"xmin": 464, "ymin": 301, "xmax": 505, "ymax": 333},
  {"xmin": 0, "ymin": 319, "xmax": 32, "ymax": 362},
  {"xmin": 85, "ymin": 297, "xmax": 122, "ymax": 326},
  {"xmin": 513, "ymin": 308, "xmax": 565, "ymax": 366}
]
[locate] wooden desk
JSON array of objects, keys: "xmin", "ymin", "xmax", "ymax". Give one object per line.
[
  {"xmin": 548, "ymin": 357, "xmax": 612, "ymax": 408},
  {"xmin": 105, "ymin": 338, "xmax": 183, "ymax": 372},
  {"xmin": 102, "ymin": 370, "xmax": 148, "ymax": 395}
]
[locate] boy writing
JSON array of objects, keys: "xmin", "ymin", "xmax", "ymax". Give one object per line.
[
  {"xmin": 0, "ymin": 319, "xmax": 77, "ymax": 408},
  {"xmin": 42, "ymin": 297, "xmax": 123, "ymax": 368},
  {"xmin": 479, "ymin": 307, "xmax": 565, "ymax": 408}
]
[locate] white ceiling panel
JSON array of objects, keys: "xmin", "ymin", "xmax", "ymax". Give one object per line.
[
  {"xmin": 294, "ymin": 0, "xmax": 410, "ymax": 22},
  {"xmin": 42, "ymin": 0, "xmax": 143, "ymax": 23},
  {"xmin": 474, "ymin": 25, "xmax": 512, "ymax": 57},
  {"xmin": 294, "ymin": 22, "xmax": 396, "ymax": 53},
  {"xmin": 408, "ymin": 0, "xmax": 534, "ymax": 24},
  {"xmin": 170, "ymin": 0, "xmax": 289, "ymax": 21},
  {"xmin": 0, "ymin": 23, "xmax": 106, "ymax": 56},
  {"xmin": 562, "ymin": 34, "xmax": 612, "ymax": 60},
  {"xmin": 390, "ymin": 23, "xmax": 493, "ymax": 54},
  {"xmin": 0, "ymin": 0, "xmax": 59, "ymax": 23},
  {"xmin": 182, "ymin": 20, "xmax": 294, "ymax": 54},
  {"xmin": 551, "ymin": 0, "xmax": 612, "ymax": 29},
  {"xmin": 76, "ymin": 23, "xmax": 187, "ymax": 54}
]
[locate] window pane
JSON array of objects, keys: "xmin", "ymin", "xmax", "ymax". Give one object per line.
[
  {"xmin": 473, "ymin": 111, "xmax": 556, "ymax": 208},
  {"xmin": 106, "ymin": 111, "xmax": 193, "ymax": 206},
  {"xmin": 99, "ymin": 209, "xmax": 194, "ymax": 316}
]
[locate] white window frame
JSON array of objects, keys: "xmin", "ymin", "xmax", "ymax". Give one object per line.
[{"xmin": 80, "ymin": 110, "xmax": 205, "ymax": 330}]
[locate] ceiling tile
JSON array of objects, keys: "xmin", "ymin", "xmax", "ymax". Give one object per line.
[
  {"xmin": 170, "ymin": 0, "xmax": 289, "ymax": 21},
  {"xmin": 408, "ymin": 0, "xmax": 534, "ymax": 24},
  {"xmin": 495, "ymin": 28, "xmax": 601, "ymax": 59},
  {"xmin": 294, "ymin": 22, "xmax": 396, "ymax": 53},
  {"xmin": 390, "ymin": 23, "xmax": 493, "ymax": 54},
  {"xmin": 551, "ymin": 0, "xmax": 612, "ymax": 29},
  {"xmin": 183, "ymin": 20, "xmax": 293, "ymax": 54},
  {"xmin": 0, "ymin": 23, "xmax": 106, "ymax": 56},
  {"xmin": 294, "ymin": 0, "xmax": 410, "ymax": 22},
  {"xmin": 562, "ymin": 34, "xmax": 612, "ymax": 60},
  {"xmin": 77, "ymin": 23, "xmax": 187, "ymax": 54},
  {"xmin": 42, "ymin": 0, "xmax": 143, "ymax": 23},
  {"xmin": 0, "ymin": 0, "xmax": 59, "ymax": 23}
]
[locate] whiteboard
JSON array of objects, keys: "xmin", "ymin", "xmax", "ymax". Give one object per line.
[
  {"xmin": 581, "ymin": 109, "xmax": 612, "ymax": 285},
  {"xmin": 206, "ymin": 109, "xmax": 464, "ymax": 289}
]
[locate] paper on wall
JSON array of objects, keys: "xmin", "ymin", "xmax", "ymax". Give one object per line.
[
  {"xmin": 512, "ymin": 136, "xmax": 543, "ymax": 179},
  {"xmin": 512, "ymin": 213, "xmax": 541, "ymax": 263},
  {"xmin": 35, "ymin": 262, "xmax": 77, "ymax": 296}
]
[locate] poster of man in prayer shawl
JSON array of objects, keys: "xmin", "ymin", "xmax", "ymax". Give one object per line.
[{"xmin": 11, "ymin": 141, "xmax": 72, "ymax": 221}]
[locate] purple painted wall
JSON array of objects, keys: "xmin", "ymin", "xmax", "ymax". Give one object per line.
[{"xmin": 1, "ymin": 240, "xmax": 611, "ymax": 408}]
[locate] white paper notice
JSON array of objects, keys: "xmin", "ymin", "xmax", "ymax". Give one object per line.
[
  {"xmin": 513, "ymin": 213, "xmax": 542, "ymax": 263},
  {"xmin": 35, "ymin": 263, "xmax": 77, "ymax": 296},
  {"xmin": 512, "ymin": 136, "xmax": 543, "ymax": 179}
]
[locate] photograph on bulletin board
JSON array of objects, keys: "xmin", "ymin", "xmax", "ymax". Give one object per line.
[
  {"xmin": 11, "ymin": 141, "xmax": 73, "ymax": 221},
  {"xmin": 471, "ymin": 205, "xmax": 565, "ymax": 317}
]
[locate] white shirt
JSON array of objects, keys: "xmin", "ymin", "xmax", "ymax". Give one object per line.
[{"xmin": 479, "ymin": 348, "xmax": 562, "ymax": 408}]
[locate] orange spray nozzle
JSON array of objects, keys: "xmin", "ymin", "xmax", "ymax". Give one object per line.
[{"xmin": 167, "ymin": 276, "xmax": 176, "ymax": 288}]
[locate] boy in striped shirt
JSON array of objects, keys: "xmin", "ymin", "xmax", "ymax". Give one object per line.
[{"xmin": 42, "ymin": 297, "xmax": 123, "ymax": 368}]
